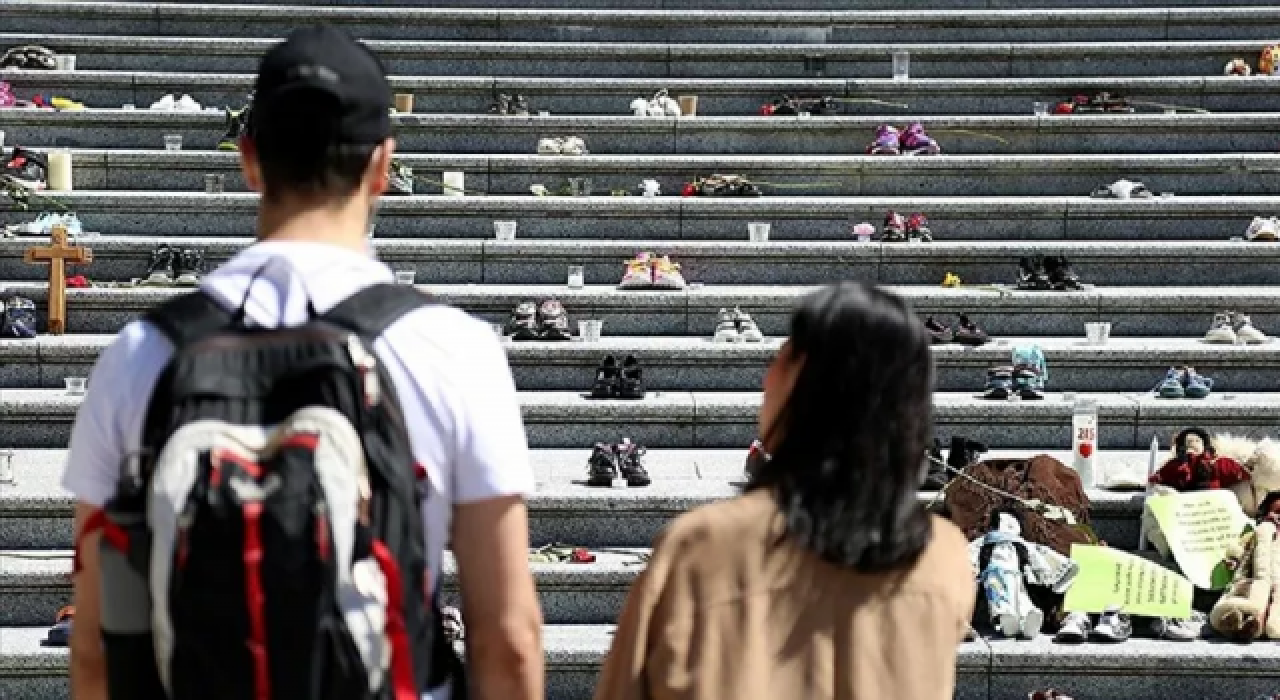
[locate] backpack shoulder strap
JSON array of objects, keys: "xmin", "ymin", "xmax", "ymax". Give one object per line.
[
  {"xmin": 322, "ymin": 283, "xmax": 431, "ymax": 339},
  {"xmin": 143, "ymin": 290, "xmax": 233, "ymax": 351}
]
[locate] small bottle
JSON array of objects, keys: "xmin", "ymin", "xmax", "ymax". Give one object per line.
[
  {"xmin": 1072, "ymin": 398, "xmax": 1098, "ymax": 488},
  {"xmin": 0, "ymin": 450, "xmax": 13, "ymax": 484}
]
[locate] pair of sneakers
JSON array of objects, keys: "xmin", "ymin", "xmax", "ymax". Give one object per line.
[
  {"xmin": 537, "ymin": 136, "xmax": 587, "ymax": 155},
  {"xmin": 589, "ymin": 354, "xmax": 644, "ymax": 399},
  {"xmin": 618, "ymin": 253, "xmax": 687, "ymax": 290},
  {"xmin": 881, "ymin": 211, "xmax": 932, "ymax": 242},
  {"xmin": 866, "ymin": 123, "xmax": 941, "ymax": 156},
  {"xmin": 923, "ymin": 436, "xmax": 988, "ymax": 489},
  {"xmin": 1205, "ymin": 311, "xmax": 1268, "ymax": 344},
  {"xmin": 144, "ymin": 245, "xmax": 205, "ymax": 286},
  {"xmin": 150, "ymin": 94, "xmax": 203, "ymax": 112},
  {"xmin": 1245, "ymin": 216, "xmax": 1280, "ymax": 241},
  {"xmin": 1156, "ymin": 366, "xmax": 1213, "ymax": 399},
  {"xmin": 587, "ymin": 438, "xmax": 652, "ymax": 487},
  {"xmin": 713, "ymin": 308, "xmax": 763, "ymax": 343},
  {"xmin": 630, "ymin": 89, "xmax": 681, "ymax": 117},
  {"xmin": 0, "ymin": 81, "xmax": 14, "ymax": 107},
  {"xmin": 507, "ymin": 299, "xmax": 572, "ymax": 341},
  {"xmin": 488, "ymin": 94, "xmax": 531, "ymax": 115},
  {"xmin": 5, "ymin": 211, "xmax": 83, "ymax": 237},
  {"xmin": 924, "ymin": 314, "xmax": 988, "ymax": 346},
  {"xmin": 1017, "ymin": 255, "xmax": 1083, "ymax": 291},
  {"xmin": 985, "ymin": 344, "xmax": 1047, "ymax": 400},
  {"xmin": 387, "ymin": 159, "xmax": 415, "ymax": 196},
  {"xmin": 0, "ymin": 45, "xmax": 56, "ymax": 71},
  {"xmin": 0, "ymin": 296, "xmax": 38, "ymax": 338},
  {"xmin": 3, "ymin": 147, "xmax": 48, "ymax": 190},
  {"xmin": 1054, "ymin": 607, "xmax": 1134, "ymax": 643}
]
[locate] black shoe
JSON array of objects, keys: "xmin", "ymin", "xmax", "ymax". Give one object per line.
[
  {"xmin": 174, "ymin": 249, "xmax": 204, "ymax": 286},
  {"xmin": 217, "ymin": 98, "xmax": 251, "ymax": 151},
  {"xmin": 0, "ymin": 45, "xmax": 56, "ymax": 71},
  {"xmin": 948, "ymin": 436, "xmax": 987, "ymax": 470},
  {"xmin": 924, "ymin": 316, "xmax": 953, "ymax": 344},
  {"xmin": 616, "ymin": 438, "xmax": 651, "ymax": 487},
  {"xmin": 953, "ymin": 314, "xmax": 989, "ymax": 346},
  {"xmin": 617, "ymin": 354, "xmax": 645, "ymax": 399},
  {"xmin": 1013, "ymin": 363, "xmax": 1044, "ymax": 400},
  {"xmin": 922, "ymin": 438, "xmax": 951, "ymax": 490},
  {"xmin": 590, "ymin": 355, "xmax": 620, "ymax": 398},
  {"xmin": 538, "ymin": 299, "xmax": 572, "ymax": 341},
  {"xmin": 510, "ymin": 95, "xmax": 531, "ymax": 115},
  {"xmin": 1016, "ymin": 256, "xmax": 1052, "ymax": 291},
  {"xmin": 508, "ymin": 301, "xmax": 539, "ymax": 341},
  {"xmin": 586, "ymin": 443, "xmax": 619, "ymax": 486},
  {"xmin": 2, "ymin": 147, "xmax": 49, "ymax": 190},
  {"xmin": 983, "ymin": 366, "xmax": 1013, "ymax": 400},
  {"xmin": 1044, "ymin": 255, "xmax": 1083, "ymax": 291},
  {"xmin": 145, "ymin": 245, "xmax": 176, "ymax": 284},
  {"xmin": 488, "ymin": 94, "xmax": 512, "ymax": 115}
]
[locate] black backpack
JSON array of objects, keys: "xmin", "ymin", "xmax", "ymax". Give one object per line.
[{"xmin": 82, "ymin": 283, "xmax": 465, "ymax": 700}]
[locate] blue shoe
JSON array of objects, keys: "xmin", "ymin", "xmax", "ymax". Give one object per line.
[
  {"xmin": 1183, "ymin": 368, "xmax": 1213, "ymax": 399},
  {"xmin": 1156, "ymin": 368, "xmax": 1186, "ymax": 399},
  {"xmin": 59, "ymin": 212, "xmax": 84, "ymax": 238}
]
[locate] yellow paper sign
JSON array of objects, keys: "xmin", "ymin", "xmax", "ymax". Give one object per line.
[
  {"xmin": 1146, "ymin": 489, "xmax": 1249, "ymax": 590},
  {"xmin": 1063, "ymin": 545, "xmax": 1193, "ymax": 618}
]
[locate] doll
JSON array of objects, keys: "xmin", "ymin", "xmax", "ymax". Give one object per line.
[
  {"xmin": 969, "ymin": 508, "xmax": 1079, "ymax": 639},
  {"xmin": 1149, "ymin": 428, "xmax": 1250, "ymax": 492},
  {"xmin": 1210, "ymin": 491, "xmax": 1280, "ymax": 641}
]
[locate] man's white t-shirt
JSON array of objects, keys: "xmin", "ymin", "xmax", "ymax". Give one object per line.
[{"xmin": 61, "ymin": 240, "xmax": 535, "ymax": 589}]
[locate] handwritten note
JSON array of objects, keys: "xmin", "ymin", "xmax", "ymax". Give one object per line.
[{"xmin": 1146, "ymin": 490, "xmax": 1249, "ymax": 590}]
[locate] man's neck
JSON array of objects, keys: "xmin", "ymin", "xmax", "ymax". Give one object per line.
[{"xmin": 256, "ymin": 195, "xmax": 372, "ymax": 254}]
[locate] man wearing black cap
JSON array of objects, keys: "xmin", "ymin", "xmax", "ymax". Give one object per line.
[{"xmin": 63, "ymin": 27, "xmax": 544, "ymax": 700}]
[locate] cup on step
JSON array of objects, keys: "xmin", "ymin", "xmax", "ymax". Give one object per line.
[
  {"xmin": 892, "ymin": 51, "xmax": 910, "ymax": 82},
  {"xmin": 579, "ymin": 319, "xmax": 603, "ymax": 342},
  {"xmin": 394, "ymin": 270, "xmax": 417, "ymax": 285},
  {"xmin": 0, "ymin": 450, "xmax": 13, "ymax": 484},
  {"xmin": 394, "ymin": 93, "xmax": 414, "ymax": 114},
  {"xmin": 442, "ymin": 171, "xmax": 466, "ymax": 196},
  {"xmin": 677, "ymin": 95, "xmax": 698, "ymax": 117},
  {"xmin": 748, "ymin": 222, "xmax": 771, "ymax": 242},
  {"xmin": 163, "ymin": 134, "xmax": 183, "ymax": 151},
  {"xmin": 65, "ymin": 377, "xmax": 88, "ymax": 396},
  {"xmin": 204, "ymin": 174, "xmax": 224, "ymax": 194},
  {"xmin": 567, "ymin": 265, "xmax": 585, "ymax": 289},
  {"xmin": 493, "ymin": 220, "xmax": 518, "ymax": 241},
  {"xmin": 54, "ymin": 54, "xmax": 76, "ymax": 71},
  {"xmin": 1084, "ymin": 322, "xmax": 1111, "ymax": 345}
]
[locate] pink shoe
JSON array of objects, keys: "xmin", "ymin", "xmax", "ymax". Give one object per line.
[
  {"xmin": 618, "ymin": 252, "xmax": 654, "ymax": 289},
  {"xmin": 650, "ymin": 255, "xmax": 686, "ymax": 290},
  {"xmin": 901, "ymin": 122, "xmax": 941, "ymax": 155},
  {"xmin": 866, "ymin": 124, "xmax": 901, "ymax": 155},
  {"xmin": 0, "ymin": 82, "xmax": 14, "ymax": 108}
]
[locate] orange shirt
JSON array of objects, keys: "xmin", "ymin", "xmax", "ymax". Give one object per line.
[{"xmin": 595, "ymin": 489, "xmax": 976, "ymax": 700}]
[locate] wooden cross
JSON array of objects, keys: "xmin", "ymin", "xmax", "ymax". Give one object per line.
[{"xmin": 24, "ymin": 225, "xmax": 91, "ymax": 335}]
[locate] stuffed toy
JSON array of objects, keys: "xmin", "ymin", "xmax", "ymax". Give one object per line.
[
  {"xmin": 968, "ymin": 508, "xmax": 1079, "ymax": 639},
  {"xmin": 681, "ymin": 174, "xmax": 762, "ymax": 197},
  {"xmin": 1149, "ymin": 428, "xmax": 1250, "ymax": 492},
  {"xmin": 1260, "ymin": 44, "xmax": 1280, "ymax": 76},
  {"xmin": 1209, "ymin": 492, "xmax": 1280, "ymax": 641},
  {"xmin": 1212, "ymin": 433, "xmax": 1280, "ymax": 516},
  {"xmin": 1224, "ymin": 59, "xmax": 1253, "ymax": 76}
]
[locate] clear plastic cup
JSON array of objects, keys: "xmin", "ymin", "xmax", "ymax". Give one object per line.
[
  {"xmin": 65, "ymin": 377, "xmax": 88, "ymax": 395},
  {"xmin": 1085, "ymin": 322, "xmax": 1112, "ymax": 345},
  {"xmin": 892, "ymin": 51, "xmax": 910, "ymax": 81},
  {"xmin": 748, "ymin": 222, "xmax": 771, "ymax": 242},
  {"xmin": 164, "ymin": 134, "xmax": 183, "ymax": 151},
  {"xmin": 395, "ymin": 270, "xmax": 417, "ymax": 285},
  {"xmin": 567, "ymin": 265, "xmax": 585, "ymax": 289},
  {"xmin": 494, "ymin": 221, "xmax": 517, "ymax": 240},
  {"xmin": 579, "ymin": 319, "xmax": 603, "ymax": 342}
]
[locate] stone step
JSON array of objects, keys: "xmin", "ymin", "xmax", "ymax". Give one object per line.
[
  {"xmin": 36, "ymin": 0, "xmax": 1280, "ymax": 8},
  {"xmin": 2, "ymin": 238, "xmax": 1274, "ymax": 288},
  {"xmin": 5, "ymin": 6, "xmax": 1280, "ymax": 42},
  {"xmin": 3, "ymin": 333, "xmax": 1276, "ymax": 393},
  {"xmin": 0, "ymin": 387, "xmax": 1274, "ymax": 450},
  {"xmin": 0, "ymin": 283, "xmax": 1274, "ymax": 337},
  {"xmin": 2, "ymin": 70, "xmax": 1274, "ymax": 115},
  {"xmin": 10, "ymin": 110, "xmax": 1280, "ymax": 155},
  {"xmin": 3, "ymin": 624, "xmax": 1273, "ymax": 700},
  {"xmin": 0, "ymin": 34, "xmax": 1272, "ymax": 77},
  {"xmin": 14, "ymin": 148, "xmax": 1280, "ymax": 196},
  {"xmin": 1, "ymin": 193, "xmax": 1271, "ymax": 241},
  {"xmin": 0, "ymin": 447, "xmax": 1153, "ymax": 550}
]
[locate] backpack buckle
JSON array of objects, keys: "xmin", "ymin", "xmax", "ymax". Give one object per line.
[{"xmin": 346, "ymin": 335, "xmax": 381, "ymax": 407}]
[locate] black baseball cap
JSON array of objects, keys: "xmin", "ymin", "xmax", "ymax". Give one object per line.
[{"xmin": 249, "ymin": 26, "xmax": 392, "ymax": 147}]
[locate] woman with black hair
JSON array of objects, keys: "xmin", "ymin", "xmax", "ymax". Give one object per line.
[{"xmin": 595, "ymin": 281, "xmax": 975, "ymax": 700}]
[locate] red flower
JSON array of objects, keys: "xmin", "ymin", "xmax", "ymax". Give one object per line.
[
  {"xmin": 66, "ymin": 275, "xmax": 89, "ymax": 288},
  {"xmin": 681, "ymin": 183, "xmax": 698, "ymax": 197}
]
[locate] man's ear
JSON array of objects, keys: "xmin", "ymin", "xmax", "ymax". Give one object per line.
[
  {"xmin": 239, "ymin": 137, "xmax": 263, "ymax": 193},
  {"xmin": 367, "ymin": 138, "xmax": 395, "ymax": 197}
]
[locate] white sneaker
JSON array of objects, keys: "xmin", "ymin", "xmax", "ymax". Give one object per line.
[
  {"xmin": 713, "ymin": 308, "xmax": 739, "ymax": 343},
  {"xmin": 560, "ymin": 136, "xmax": 587, "ymax": 156},
  {"xmin": 150, "ymin": 94, "xmax": 176, "ymax": 111},
  {"xmin": 1245, "ymin": 216, "xmax": 1279, "ymax": 241},
  {"xmin": 1204, "ymin": 312, "xmax": 1237, "ymax": 344},
  {"xmin": 658, "ymin": 95, "xmax": 681, "ymax": 116},
  {"xmin": 536, "ymin": 137, "xmax": 563, "ymax": 155},
  {"xmin": 1233, "ymin": 312, "xmax": 1269, "ymax": 344},
  {"xmin": 174, "ymin": 94, "xmax": 202, "ymax": 112},
  {"xmin": 734, "ymin": 308, "xmax": 764, "ymax": 342},
  {"xmin": 629, "ymin": 97, "xmax": 649, "ymax": 116}
]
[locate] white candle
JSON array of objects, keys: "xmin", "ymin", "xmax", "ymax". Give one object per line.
[
  {"xmin": 48, "ymin": 150, "xmax": 73, "ymax": 191},
  {"xmin": 442, "ymin": 171, "xmax": 465, "ymax": 197}
]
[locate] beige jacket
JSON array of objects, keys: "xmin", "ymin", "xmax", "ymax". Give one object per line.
[{"xmin": 594, "ymin": 490, "xmax": 976, "ymax": 700}]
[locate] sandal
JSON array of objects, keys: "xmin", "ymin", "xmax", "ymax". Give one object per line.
[{"xmin": 42, "ymin": 605, "xmax": 74, "ymax": 647}]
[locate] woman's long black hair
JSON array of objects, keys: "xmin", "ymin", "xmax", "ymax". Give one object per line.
[{"xmin": 746, "ymin": 282, "xmax": 934, "ymax": 572}]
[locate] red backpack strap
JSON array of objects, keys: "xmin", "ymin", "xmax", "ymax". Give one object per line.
[
  {"xmin": 73, "ymin": 508, "xmax": 130, "ymax": 574},
  {"xmin": 371, "ymin": 539, "xmax": 420, "ymax": 700}
]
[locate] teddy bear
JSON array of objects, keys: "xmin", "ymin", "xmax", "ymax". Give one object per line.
[
  {"xmin": 1209, "ymin": 492, "xmax": 1280, "ymax": 641},
  {"xmin": 1210, "ymin": 433, "xmax": 1280, "ymax": 517}
]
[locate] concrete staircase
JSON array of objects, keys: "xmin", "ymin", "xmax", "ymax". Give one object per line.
[{"xmin": 2, "ymin": 0, "xmax": 1279, "ymax": 698}]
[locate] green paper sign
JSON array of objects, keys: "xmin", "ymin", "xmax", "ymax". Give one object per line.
[
  {"xmin": 1063, "ymin": 545, "xmax": 1193, "ymax": 618},
  {"xmin": 1146, "ymin": 489, "xmax": 1249, "ymax": 590}
]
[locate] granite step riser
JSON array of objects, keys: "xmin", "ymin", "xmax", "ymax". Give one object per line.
[
  {"xmin": 0, "ymin": 508, "xmax": 1141, "ymax": 565},
  {"xmin": 1, "ymin": 78, "xmax": 1267, "ymax": 116},
  {"xmin": 0, "ymin": 208, "xmax": 1256, "ymax": 242},
  {"xmin": 0, "ymin": 49, "xmax": 1256, "ymax": 79},
  {"xmin": 41, "ymin": 164, "xmax": 1280, "ymax": 198},
  {"xmin": 5, "ymin": 251, "xmax": 1276, "ymax": 288},
  {"xmin": 11, "ymin": 122, "xmax": 1280, "ymax": 156},
  {"xmin": 8, "ymin": 16, "xmax": 1280, "ymax": 42},
  {"xmin": 49, "ymin": 0, "xmax": 1280, "ymax": 7},
  {"xmin": 9, "ymin": 298, "xmax": 1275, "ymax": 338},
  {"xmin": 0, "ymin": 411, "xmax": 1269, "ymax": 450}
]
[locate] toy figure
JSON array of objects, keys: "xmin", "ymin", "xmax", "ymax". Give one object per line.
[
  {"xmin": 969, "ymin": 508, "xmax": 1079, "ymax": 639},
  {"xmin": 1149, "ymin": 428, "xmax": 1250, "ymax": 491},
  {"xmin": 1210, "ymin": 491, "xmax": 1280, "ymax": 641}
]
